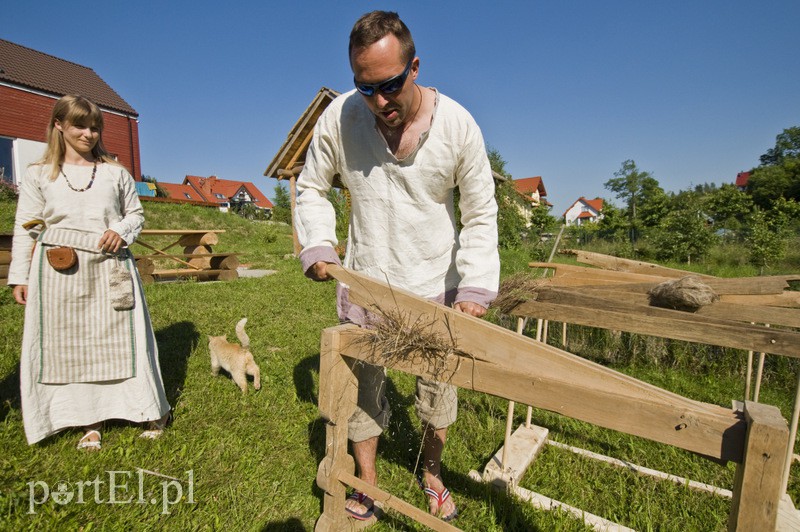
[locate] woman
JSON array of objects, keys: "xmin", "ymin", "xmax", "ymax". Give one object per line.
[{"xmin": 8, "ymin": 94, "xmax": 171, "ymax": 450}]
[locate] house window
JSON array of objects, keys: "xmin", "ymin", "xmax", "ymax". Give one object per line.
[
  {"xmin": 0, "ymin": 137, "xmax": 14, "ymax": 184},
  {"xmin": 214, "ymin": 193, "xmax": 226, "ymax": 199},
  {"xmin": 184, "ymin": 193, "xmax": 192, "ymax": 199}
]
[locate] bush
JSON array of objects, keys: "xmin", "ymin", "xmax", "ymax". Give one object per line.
[{"xmin": 0, "ymin": 180, "xmax": 18, "ymax": 201}]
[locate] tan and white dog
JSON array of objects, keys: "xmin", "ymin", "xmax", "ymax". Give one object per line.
[{"xmin": 209, "ymin": 318, "xmax": 261, "ymax": 393}]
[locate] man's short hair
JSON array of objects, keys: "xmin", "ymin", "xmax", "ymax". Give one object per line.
[{"xmin": 349, "ymin": 10, "xmax": 416, "ymax": 64}]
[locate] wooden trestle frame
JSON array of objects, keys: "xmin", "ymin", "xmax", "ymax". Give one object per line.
[{"xmin": 314, "ymin": 265, "xmax": 789, "ymax": 531}]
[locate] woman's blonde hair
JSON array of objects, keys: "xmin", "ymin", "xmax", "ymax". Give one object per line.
[{"xmin": 39, "ymin": 94, "xmax": 119, "ymax": 180}]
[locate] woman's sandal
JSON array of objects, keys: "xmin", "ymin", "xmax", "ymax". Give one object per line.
[
  {"xmin": 140, "ymin": 410, "xmax": 173, "ymax": 440},
  {"xmin": 77, "ymin": 429, "xmax": 102, "ymax": 451},
  {"xmin": 417, "ymin": 474, "xmax": 458, "ymax": 522}
]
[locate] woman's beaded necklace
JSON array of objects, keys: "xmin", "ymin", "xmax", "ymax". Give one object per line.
[{"xmin": 60, "ymin": 161, "xmax": 97, "ymax": 192}]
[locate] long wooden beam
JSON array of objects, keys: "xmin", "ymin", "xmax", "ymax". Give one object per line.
[
  {"xmin": 325, "ymin": 266, "xmax": 745, "ymax": 461},
  {"xmin": 336, "ymin": 325, "xmax": 745, "ymax": 463},
  {"xmin": 327, "ymin": 265, "xmax": 709, "ymax": 411},
  {"xmin": 512, "ymin": 298, "xmax": 800, "ymax": 359},
  {"xmin": 573, "ymin": 287, "xmax": 800, "ymax": 328},
  {"xmin": 561, "ymin": 249, "xmax": 717, "ymax": 279},
  {"xmin": 529, "ymin": 263, "xmax": 797, "ymax": 295}
]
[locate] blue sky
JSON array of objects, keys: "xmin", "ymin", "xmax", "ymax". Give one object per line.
[{"xmin": 5, "ymin": 1, "xmax": 799, "ymax": 214}]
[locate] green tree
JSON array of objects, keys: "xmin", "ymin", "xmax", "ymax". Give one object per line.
[
  {"xmin": 271, "ymin": 182, "xmax": 292, "ymax": 224},
  {"xmin": 759, "ymin": 126, "xmax": 800, "ymax": 166},
  {"xmin": 746, "ymin": 198, "xmax": 799, "ymax": 273},
  {"xmin": 604, "ymin": 160, "xmax": 665, "ymax": 247},
  {"xmin": 486, "ymin": 146, "xmax": 527, "ymax": 249},
  {"xmin": 596, "ymin": 201, "xmax": 628, "ymax": 242},
  {"xmin": 652, "ymin": 192, "xmax": 716, "ymax": 264},
  {"xmin": 529, "ymin": 204, "xmax": 559, "ymax": 235},
  {"xmin": 703, "ymin": 183, "xmax": 753, "ymax": 233},
  {"xmin": 748, "ymin": 126, "xmax": 800, "ymax": 208}
]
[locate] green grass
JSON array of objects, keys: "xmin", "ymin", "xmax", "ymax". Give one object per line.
[{"xmin": 1, "ymin": 200, "xmax": 798, "ymax": 530}]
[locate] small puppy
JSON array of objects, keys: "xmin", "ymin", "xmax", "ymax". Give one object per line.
[{"xmin": 209, "ymin": 318, "xmax": 261, "ymax": 393}]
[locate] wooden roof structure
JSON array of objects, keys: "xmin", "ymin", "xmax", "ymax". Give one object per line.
[{"xmin": 264, "ymin": 87, "xmax": 340, "ymax": 180}]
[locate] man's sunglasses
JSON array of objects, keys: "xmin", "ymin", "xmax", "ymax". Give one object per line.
[{"xmin": 354, "ymin": 59, "xmax": 413, "ymax": 97}]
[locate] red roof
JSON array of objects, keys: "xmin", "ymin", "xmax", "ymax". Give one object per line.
[
  {"xmin": 735, "ymin": 171, "xmax": 751, "ymax": 188},
  {"xmin": 563, "ymin": 197, "xmax": 604, "ymax": 218},
  {"xmin": 0, "ymin": 38, "xmax": 137, "ymax": 116},
  {"xmin": 181, "ymin": 175, "xmax": 273, "ymax": 208},
  {"xmin": 160, "ymin": 183, "xmax": 203, "ymax": 201},
  {"xmin": 512, "ymin": 176, "xmax": 547, "ymax": 197}
]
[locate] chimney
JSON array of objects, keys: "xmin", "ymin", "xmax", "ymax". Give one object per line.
[{"xmin": 201, "ymin": 175, "xmax": 216, "ymax": 196}]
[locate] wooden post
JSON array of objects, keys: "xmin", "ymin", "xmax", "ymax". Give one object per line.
[
  {"xmin": 290, "ymin": 174, "xmax": 301, "ymax": 257},
  {"xmin": 315, "ymin": 326, "xmax": 358, "ymax": 531},
  {"xmin": 728, "ymin": 401, "xmax": 788, "ymax": 531},
  {"xmin": 782, "ymin": 368, "xmax": 800, "ymax": 494}
]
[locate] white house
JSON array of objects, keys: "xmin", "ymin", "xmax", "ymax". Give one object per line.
[{"xmin": 563, "ymin": 197, "xmax": 604, "ymax": 226}]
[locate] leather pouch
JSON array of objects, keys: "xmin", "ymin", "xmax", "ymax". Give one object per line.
[{"xmin": 46, "ymin": 246, "xmax": 78, "ymax": 271}]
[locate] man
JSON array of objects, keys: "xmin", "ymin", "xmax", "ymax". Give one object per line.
[{"xmin": 295, "ymin": 10, "xmax": 499, "ymax": 523}]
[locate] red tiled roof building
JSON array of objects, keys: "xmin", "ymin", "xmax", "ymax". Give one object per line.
[{"xmin": 0, "ymin": 38, "xmax": 142, "ymax": 185}]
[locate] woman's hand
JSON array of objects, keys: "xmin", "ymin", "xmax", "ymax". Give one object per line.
[
  {"xmin": 98, "ymin": 230, "xmax": 124, "ymax": 253},
  {"xmin": 13, "ymin": 285, "xmax": 28, "ymax": 305}
]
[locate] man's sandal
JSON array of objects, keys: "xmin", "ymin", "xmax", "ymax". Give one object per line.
[
  {"xmin": 140, "ymin": 411, "xmax": 173, "ymax": 440},
  {"xmin": 345, "ymin": 491, "xmax": 375, "ymax": 521},
  {"xmin": 418, "ymin": 475, "xmax": 458, "ymax": 522},
  {"xmin": 77, "ymin": 430, "xmax": 102, "ymax": 451}
]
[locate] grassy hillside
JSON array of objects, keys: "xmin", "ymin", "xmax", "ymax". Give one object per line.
[{"xmin": 0, "ymin": 200, "xmax": 797, "ymax": 530}]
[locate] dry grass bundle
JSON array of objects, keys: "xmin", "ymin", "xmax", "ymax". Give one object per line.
[
  {"xmin": 648, "ymin": 276, "xmax": 719, "ymax": 311},
  {"xmin": 349, "ymin": 306, "xmax": 466, "ymax": 380},
  {"xmin": 491, "ymin": 273, "xmax": 544, "ymax": 314}
]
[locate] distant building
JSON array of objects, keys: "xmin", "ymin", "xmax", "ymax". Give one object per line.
[
  {"xmin": 735, "ymin": 171, "xmax": 751, "ymax": 191},
  {"xmin": 153, "ymin": 175, "xmax": 273, "ymax": 215},
  {"xmin": 509, "ymin": 176, "xmax": 549, "ymax": 227},
  {"xmin": 0, "ymin": 38, "xmax": 141, "ymax": 186},
  {"xmin": 563, "ymin": 197, "xmax": 604, "ymax": 226}
]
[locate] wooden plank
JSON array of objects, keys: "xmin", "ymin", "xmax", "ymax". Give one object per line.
[
  {"xmin": 135, "ymin": 239, "xmax": 201, "ymax": 270},
  {"xmin": 139, "ymin": 229, "xmax": 225, "ymax": 235},
  {"xmin": 133, "ymin": 253, "xmax": 240, "ymax": 259},
  {"xmin": 533, "ymin": 263, "xmax": 796, "ymax": 295},
  {"xmin": 562, "ymin": 249, "xmax": 717, "ymax": 279},
  {"xmin": 529, "ymin": 262, "xmax": 670, "ymax": 283},
  {"xmin": 315, "ymin": 327, "xmax": 359, "ymax": 531},
  {"xmin": 0, "ymin": 250, "xmax": 11, "ymax": 264},
  {"xmin": 512, "ymin": 299, "xmax": 800, "ymax": 358},
  {"xmin": 0, "ymin": 234, "xmax": 12, "ymax": 249},
  {"xmin": 728, "ymin": 401, "xmax": 788, "ymax": 531},
  {"xmin": 530, "ymin": 285, "xmax": 799, "ymax": 337},
  {"xmin": 546, "ymin": 439, "xmax": 732, "ymax": 497},
  {"xmin": 328, "ymin": 266, "xmax": 744, "ymax": 460},
  {"xmin": 0, "ymin": 265, "xmax": 7, "ymax": 277},
  {"xmin": 576, "ymin": 287, "xmax": 800, "ymax": 328},
  {"xmin": 152, "ymin": 269, "xmax": 238, "ymax": 281},
  {"xmin": 483, "ymin": 424, "xmax": 548, "ymax": 487},
  {"xmin": 722, "ymin": 292, "xmax": 800, "ymax": 308},
  {"xmin": 327, "ymin": 265, "xmax": 710, "ymax": 413},
  {"xmin": 336, "ymin": 325, "xmax": 746, "ymax": 462},
  {"xmin": 341, "ymin": 472, "xmax": 460, "ymax": 531}
]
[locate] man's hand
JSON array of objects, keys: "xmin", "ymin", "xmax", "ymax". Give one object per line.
[
  {"xmin": 454, "ymin": 301, "xmax": 487, "ymax": 318},
  {"xmin": 13, "ymin": 285, "xmax": 28, "ymax": 305},
  {"xmin": 310, "ymin": 261, "xmax": 332, "ymax": 281},
  {"xmin": 98, "ymin": 230, "xmax": 124, "ymax": 253}
]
